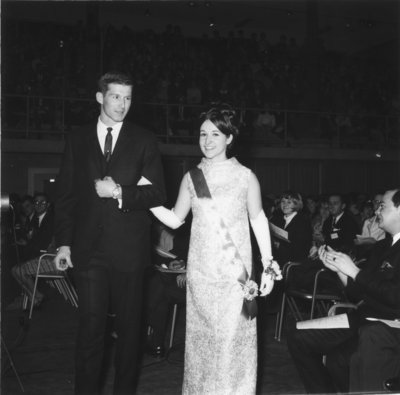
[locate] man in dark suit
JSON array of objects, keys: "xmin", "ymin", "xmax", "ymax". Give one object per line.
[
  {"xmin": 322, "ymin": 193, "xmax": 359, "ymax": 254},
  {"xmin": 287, "ymin": 188, "xmax": 400, "ymax": 393},
  {"xmin": 54, "ymin": 71, "xmax": 166, "ymax": 395}
]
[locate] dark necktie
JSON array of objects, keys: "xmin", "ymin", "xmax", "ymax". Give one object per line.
[{"xmin": 104, "ymin": 127, "xmax": 113, "ymax": 162}]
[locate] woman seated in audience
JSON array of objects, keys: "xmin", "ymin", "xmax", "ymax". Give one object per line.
[
  {"xmin": 268, "ymin": 191, "xmax": 312, "ymax": 308},
  {"xmin": 354, "ymin": 193, "xmax": 386, "ymax": 260},
  {"xmin": 270, "ymin": 191, "xmax": 312, "ymax": 266},
  {"xmin": 309, "ymin": 197, "xmax": 330, "ymax": 259}
]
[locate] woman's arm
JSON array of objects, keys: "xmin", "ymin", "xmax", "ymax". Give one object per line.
[
  {"xmin": 247, "ymin": 172, "xmax": 273, "ymax": 266},
  {"xmin": 138, "ymin": 174, "xmax": 191, "ymax": 229}
]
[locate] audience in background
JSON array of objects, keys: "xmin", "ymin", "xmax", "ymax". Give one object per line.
[
  {"xmin": 15, "ymin": 194, "xmax": 36, "ymax": 243},
  {"xmin": 354, "ymin": 192, "xmax": 387, "ymax": 260},
  {"xmin": 145, "ymin": 222, "xmax": 189, "ymax": 358},
  {"xmin": 322, "ymin": 193, "xmax": 359, "ymax": 254},
  {"xmin": 287, "ymin": 188, "xmax": 400, "ymax": 394},
  {"xmin": 3, "ymin": 18, "xmax": 398, "ymax": 146},
  {"xmin": 8, "ymin": 192, "xmax": 55, "ymax": 310},
  {"xmin": 309, "ymin": 197, "xmax": 330, "ymax": 258},
  {"xmin": 270, "ymin": 191, "xmax": 312, "ymax": 266}
]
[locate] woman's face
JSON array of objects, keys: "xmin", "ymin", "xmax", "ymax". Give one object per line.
[
  {"xmin": 199, "ymin": 120, "xmax": 232, "ymax": 162},
  {"xmin": 280, "ymin": 198, "xmax": 296, "ymax": 216},
  {"xmin": 319, "ymin": 202, "xmax": 330, "ymax": 219},
  {"xmin": 306, "ymin": 198, "xmax": 317, "ymax": 214}
]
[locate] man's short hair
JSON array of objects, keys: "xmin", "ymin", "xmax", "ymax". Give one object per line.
[
  {"xmin": 391, "ymin": 189, "xmax": 400, "ymax": 208},
  {"xmin": 97, "ymin": 71, "xmax": 133, "ymax": 95},
  {"xmin": 21, "ymin": 195, "xmax": 34, "ymax": 204},
  {"xmin": 33, "ymin": 192, "xmax": 49, "ymax": 203},
  {"xmin": 329, "ymin": 193, "xmax": 344, "ymax": 204}
]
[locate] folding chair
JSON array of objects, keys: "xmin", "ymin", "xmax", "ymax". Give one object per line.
[
  {"xmin": 29, "ymin": 252, "xmax": 78, "ymax": 319},
  {"xmin": 275, "ymin": 261, "xmax": 344, "ymax": 341}
]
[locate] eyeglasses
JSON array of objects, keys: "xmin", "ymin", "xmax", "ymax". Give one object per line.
[{"xmin": 34, "ymin": 201, "xmax": 48, "ymax": 206}]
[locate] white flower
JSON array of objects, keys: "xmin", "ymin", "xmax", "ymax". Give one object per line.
[
  {"xmin": 242, "ymin": 279, "xmax": 259, "ymax": 301},
  {"xmin": 264, "ymin": 260, "xmax": 282, "ymax": 280}
]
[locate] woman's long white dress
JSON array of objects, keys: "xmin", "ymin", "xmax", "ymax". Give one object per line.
[{"xmin": 183, "ymin": 157, "xmax": 257, "ymax": 395}]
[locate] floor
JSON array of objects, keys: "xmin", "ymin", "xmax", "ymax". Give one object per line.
[{"xmin": 2, "ymin": 285, "xmax": 306, "ymax": 395}]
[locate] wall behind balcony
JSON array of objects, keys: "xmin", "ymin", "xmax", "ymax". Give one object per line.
[{"xmin": 2, "ymin": 140, "xmax": 399, "ymax": 204}]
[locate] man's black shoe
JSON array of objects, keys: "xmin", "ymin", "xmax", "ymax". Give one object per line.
[{"xmin": 383, "ymin": 377, "xmax": 400, "ymax": 392}]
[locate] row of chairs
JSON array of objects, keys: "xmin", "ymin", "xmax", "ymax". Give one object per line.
[
  {"xmin": 22, "ymin": 253, "xmax": 78, "ymax": 319},
  {"xmin": 23, "ymin": 252, "xmax": 181, "ymax": 352},
  {"xmin": 274, "ymin": 261, "xmax": 344, "ymax": 341}
]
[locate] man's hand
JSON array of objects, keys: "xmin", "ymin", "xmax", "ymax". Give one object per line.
[
  {"xmin": 95, "ymin": 176, "xmax": 117, "ymax": 198},
  {"xmin": 54, "ymin": 246, "xmax": 73, "ymax": 271},
  {"xmin": 176, "ymin": 273, "xmax": 186, "ymax": 288},
  {"xmin": 318, "ymin": 245, "xmax": 360, "ymax": 279}
]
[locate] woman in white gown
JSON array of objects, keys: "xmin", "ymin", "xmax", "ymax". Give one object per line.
[{"xmin": 148, "ymin": 104, "xmax": 278, "ymax": 394}]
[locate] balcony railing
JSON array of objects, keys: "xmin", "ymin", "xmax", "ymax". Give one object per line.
[{"xmin": 2, "ymin": 94, "xmax": 399, "ymax": 149}]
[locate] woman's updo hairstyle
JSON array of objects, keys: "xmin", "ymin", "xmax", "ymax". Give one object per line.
[{"xmin": 199, "ymin": 102, "xmax": 239, "ymax": 150}]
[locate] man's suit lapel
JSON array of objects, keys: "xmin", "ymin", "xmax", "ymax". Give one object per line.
[
  {"xmin": 110, "ymin": 124, "xmax": 130, "ymax": 162},
  {"xmin": 381, "ymin": 238, "xmax": 400, "ymax": 262}
]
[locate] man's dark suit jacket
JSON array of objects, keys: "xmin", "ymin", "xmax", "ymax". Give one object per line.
[
  {"xmin": 22, "ymin": 211, "xmax": 54, "ymax": 261},
  {"xmin": 322, "ymin": 212, "xmax": 358, "ymax": 253},
  {"xmin": 55, "ymin": 122, "xmax": 166, "ymax": 272},
  {"xmin": 271, "ymin": 211, "xmax": 312, "ymax": 265},
  {"xmin": 346, "ymin": 237, "xmax": 400, "ymax": 321}
]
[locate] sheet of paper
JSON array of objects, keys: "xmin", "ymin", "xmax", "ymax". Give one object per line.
[
  {"xmin": 366, "ymin": 317, "xmax": 400, "ymax": 329},
  {"xmin": 356, "ymin": 235, "xmax": 374, "ymax": 244},
  {"xmin": 155, "ymin": 247, "xmax": 177, "ymax": 259},
  {"xmin": 296, "ymin": 313, "xmax": 349, "ymax": 329},
  {"xmin": 269, "ymin": 223, "xmax": 290, "ymax": 242}
]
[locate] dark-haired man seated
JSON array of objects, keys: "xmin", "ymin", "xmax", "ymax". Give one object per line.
[
  {"xmin": 322, "ymin": 193, "xmax": 359, "ymax": 254},
  {"xmin": 287, "ymin": 189, "xmax": 400, "ymax": 393}
]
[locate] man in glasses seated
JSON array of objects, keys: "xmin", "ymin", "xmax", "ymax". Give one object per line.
[{"xmin": 8, "ymin": 192, "xmax": 55, "ymax": 310}]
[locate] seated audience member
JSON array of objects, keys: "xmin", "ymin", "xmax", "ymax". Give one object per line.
[
  {"xmin": 9, "ymin": 193, "xmax": 55, "ymax": 309},
  {"xmin": 305, "ymin": 195, "xmax": 318, "ymax": 221},
  {"xmin": 268, "ymin": 191, "xmax": 312, "ymax": 310},
  {"xmin": 348, "ymin": 198, "xmax": 363, "ymax": 232},
  {"xmin": 354, "ymin": 193, "xmax": 386, "ymax": 260},
  {"xmin": 309, "ymin": 198, "xmax": 330, "ymax": 258},
  {"xmin": 287, "ymin": 188, "xmax": 400, "ymax": 394},
  {"xmin": 145, "ymin": 222, "xmax": 189, "ymax": 358},
  {"xmin": 322, "ymin": 193, "xmax": 359, "ymax": 254},
  {"xmin": 270, "ymin": 191, "xmax": 312, "ymax": 266},
  {"xmin": 15, "ymin": 194, "xmax": 36, "ymax": 242}
]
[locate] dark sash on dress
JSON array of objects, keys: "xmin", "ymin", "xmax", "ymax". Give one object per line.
[{"xmin": 189, "ymin": 167, "xmax": 257, "ymax": 319}]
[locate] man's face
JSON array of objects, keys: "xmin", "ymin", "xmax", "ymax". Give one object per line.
[
  {"xmin": 34, "ymin": 196, "xmax": 49, "ymax": 216},
  {"xmin": 376, "ymin": 190, "xmax": 400, "ymax": 233},
  {"xmin": 96, "ymin": 83, "xmax": 132, "ymax": 126},
  {"xmin": 21, "ymin": 200, "xmax": 34, "ymax": 217},
  {"xmin": 328, "ymin": 195, "xmax": 345, "ymax": 217},
  {"xmin": 373, "ymin": 194, "xmax": 383, "ymax": 212}
]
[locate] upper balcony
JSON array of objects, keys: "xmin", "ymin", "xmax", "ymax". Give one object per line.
[{"xmin": 2, "ymin": 94, "xmax": 399, "ymax": 156}]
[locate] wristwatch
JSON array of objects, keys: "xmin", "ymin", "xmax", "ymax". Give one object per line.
[{"xmin": 112, "ymin": 184, "xmax": 121, "ymax": 199}]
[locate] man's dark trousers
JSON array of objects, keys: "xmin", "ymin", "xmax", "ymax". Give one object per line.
[{"xmin": 74, "ymin": 252, "xmax": 144, "ymax": 395}]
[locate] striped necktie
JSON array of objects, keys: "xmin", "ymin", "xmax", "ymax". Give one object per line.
[{"xmin": 104, "ymin": 127, "xmax": 113, "ymax": 162}]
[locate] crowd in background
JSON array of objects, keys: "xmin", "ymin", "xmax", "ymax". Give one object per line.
[{"xmin": 3, "ymin": 18, "xmax": 400, "ymax": 146}]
